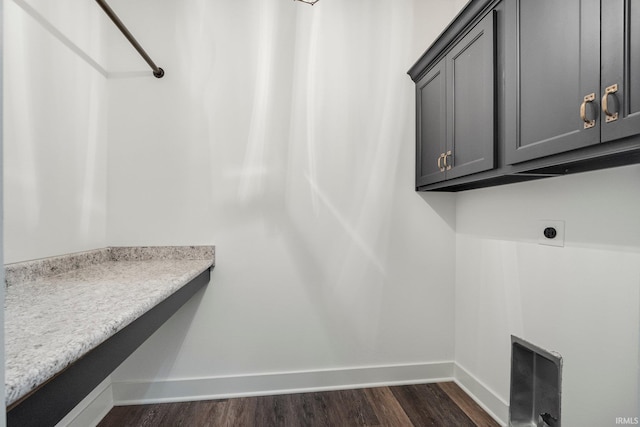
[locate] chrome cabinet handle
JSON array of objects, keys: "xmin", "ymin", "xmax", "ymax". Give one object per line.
[
  {"xmin": 602, "ymin": 84, "xmax": 619, "ymax": 123},
  {"xmin": 580, "ymin": 93, "xmax": 596, "ymax": 129}
]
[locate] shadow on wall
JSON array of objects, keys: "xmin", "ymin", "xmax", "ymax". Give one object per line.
[
  {"xmin": 104, "ymin": 0, "xmax": 462, "ymax": 376},
  {"xmin": 418, "ymin": 192, "xmax": 456, "ymax": 231},
  {"xmin": 5, "ymin": 0, "xmax": 110, "ymax": 263},
  {"xmin": 12, "ymin": 0, "xmax": 108, "ymax": 76},
  {"xmin": 276, "ymin": 0, "xmax": 427, "ymax": 355},
  {"xmin": 113, "ymin": 284, "xmax": 207, "ymax": 383}
]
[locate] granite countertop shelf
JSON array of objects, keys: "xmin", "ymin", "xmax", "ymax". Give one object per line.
[{"xmin": 4, "ymin": 246, "xmax": 214, "ymax": 425}]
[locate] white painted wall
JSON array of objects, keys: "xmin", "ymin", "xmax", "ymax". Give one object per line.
[
  {"xmin": 107, "ymin": 0, "xmax": 462, "ymax": 390},
  {"xmin": 455, "ymin": 165, "xmax": 640, "ymax": 426},
  {"xmin": 3, "ymin": 0, "xmax": 108, "ymax": 263},
  {"xmin": 12, "ymin": 1, "xmax": 634, "ymax": 425},
  {"xmin": 1, "ymin": 0, "xmax": 6, "ymax": 423}
]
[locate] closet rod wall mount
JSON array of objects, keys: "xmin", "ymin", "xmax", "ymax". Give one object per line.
[{"xmin": 95, "ymin": 0, "xmax": 164, "ymax": 78}]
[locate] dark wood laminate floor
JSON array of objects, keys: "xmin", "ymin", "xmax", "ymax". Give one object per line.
[{"xmin": 98, "ymin": 382, "xmax": 499, "ymax": 427}]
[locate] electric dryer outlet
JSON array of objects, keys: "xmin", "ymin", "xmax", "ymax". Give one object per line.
[{"xmin": 538, "ymin": 220, "xmax": 565, "ymax": 247}]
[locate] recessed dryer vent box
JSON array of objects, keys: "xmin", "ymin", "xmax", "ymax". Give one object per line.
[{"xmin": 509, "ymin": 336, "xmax": 563, "ymax": 427}]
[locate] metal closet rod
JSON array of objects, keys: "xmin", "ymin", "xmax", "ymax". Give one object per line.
[{"xmin": 95, "ymin": 0, "xmax": 164, "ymax": 78}]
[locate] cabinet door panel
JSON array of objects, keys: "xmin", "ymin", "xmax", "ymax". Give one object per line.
[
  {"xmin": 601, "ymin": 0, "xmax": 640, "ymax": 142},
  {"xmin": 446, "ymin": 11, "xmax": 496, "ymax": 180},
  {"xmin": 632, "ymin": 1, "xmax": 640, "ymax": 114},
  {"xmin": 505, "ymin": 0, "xmax": 601, "ymax": 164},
  {"xmin": 416, "ymin": 62, "xmax": 447, "ymax": 187}
]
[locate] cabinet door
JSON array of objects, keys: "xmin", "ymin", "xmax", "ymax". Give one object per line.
[
  {"xmin": 445, "ymin": 11, "xmax": 496, "ymax": 180},
  {"xmin": 601, "ymin": 0, "xmax": 640, "ymax": 142},
  {"xmin": 505, "ymin": 0, "xmax": 601, "ymax": 164},
  {"xmin": 416, "ymin": 62, "xmax": 447, "ymax": 187}
]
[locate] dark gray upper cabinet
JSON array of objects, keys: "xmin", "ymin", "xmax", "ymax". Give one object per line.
[
  {"xmin": 504, "ymin": 0, "xmax": 601, "ymax": 164},
  {"xmin": 416, "ymin": 62, "xmax": 447, "ymax": 187},
  {"xmin": 505, "ymin": 0, "xmax": 640, "ymax": 164},
  {"xmin": 408, "ymin": 0, "xmax": 640, "ymax": 191},
  {"xmin": 446, "ymin": 12, "xmax": 496, "ymax": 180},
  {"xmin": 601, "ymin": 0, "xmax": 640, "ymax": 143},
  {"xmin": 414, "ymin": 11, "xmax": 496, "ymax": 187}
]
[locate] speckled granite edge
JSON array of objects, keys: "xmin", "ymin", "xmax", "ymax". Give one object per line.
[
  {"xmin": 4, "ymin": 249, "xmax": 110, "ymax": 288},
  {"xmin": 5, "ymin": 246, "xmax": 215, "ymax": 287},
  {"xmin": 109, "ymin": 246, "xmax": 215, "ymax": 262},
  {"xmin": 5, "ymin": 246, "xmax": 215, "ymax": 406}
]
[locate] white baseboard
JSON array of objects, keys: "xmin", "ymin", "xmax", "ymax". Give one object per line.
[
  {"xmin": 55, "ymin": 377, "xmax": 114, "ymax": 427},
  {"xmin": 112, "ymin": 361, "xmax": 455, "ymax": 405},
  {"xmin": 50, "ymin": 361, "xmax": 508, "ymax": 427},
  {"xmin": 453, "ymin": 363, "xmax": 509, "ymax": 426}
]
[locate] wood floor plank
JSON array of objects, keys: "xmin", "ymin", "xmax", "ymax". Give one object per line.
[
  {"xmin": 138, "ymin": 404, "xmax": 170, "ymax": 427},
  {"xmin": 155, "ymin": 401, "xmax": 193, "ymax": 426},
  {"xmin": 189, "ymin": 399, "xmax": 232, "ymax": 427},
  {"xmin": 300, "ymin": 392, "xmax": 333, "ymax": 426},
  {"xmin": 227, "ymin": 396, "xmax": 260, "ymax": 426},
  {"xmin": 97, "ymin": 403, "xmax": 160, "ymax": 427},
  {"xmin": 253, "ymin": 394, "xmax": 299, "ymax": 427},
  {"xmin": 327, "ymin": 389, "xmax": 380, "ymax": 426},
  {"xmin": 207, "ymin": 398, "xmax": 256, "ymax": 426},
  {"xmin": 363, "ymin": 386, "xmax": 413, "ymax": 426},
  {"xmin": 294, "ymin": 391, "xmax": 336, "ymax": 426},
  {"xmin": 437, "ymin": 382, "xmax": 500, "ymax": 427},
  {"xmin": 390, "ymin": 383, "xmax": 476, "ymax": 427}
]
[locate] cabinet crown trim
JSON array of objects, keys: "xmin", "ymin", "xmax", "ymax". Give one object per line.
[{"xmin": 408, "ymin": 0, "xmax": 496, "ymax": 82}]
